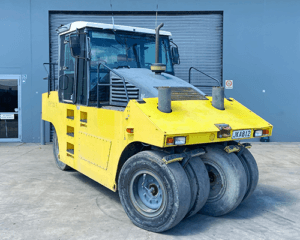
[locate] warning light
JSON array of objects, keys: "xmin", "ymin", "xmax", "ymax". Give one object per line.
[
  {"xmin": 166, "ymin": 137, "xmax": 174, "ymax": 145},
  {"xmin": 126, "ymin": 128, "xmax": 134, "ymax": 133},
  {"xmin": 263, "ymin": 129, "xmax": 269, "ymax": 135}
]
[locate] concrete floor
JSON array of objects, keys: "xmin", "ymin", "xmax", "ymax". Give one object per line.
[{"xmin": 0, "ymin": 142, "xmax": 300, "ymax": 240}]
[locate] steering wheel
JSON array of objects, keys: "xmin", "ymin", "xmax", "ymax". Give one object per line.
[{"xmin": 144, "ymin": 63, "xmax": 152, "ymax": 68}]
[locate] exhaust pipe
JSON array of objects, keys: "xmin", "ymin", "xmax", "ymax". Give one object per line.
[
  {"xmin": 212, "ymin": 87, "xmax": 225, "ymax": 110},
  {"xmin": 155, "ymin": 23, "xmax": 164, "ymax": 64},
  {"xmin": 151, "ymin": 23, "xmax": 166, "ymax": 75},
  {"xmin": 157, "ymin": 87, "xmax": 172, "ymax": 113}
]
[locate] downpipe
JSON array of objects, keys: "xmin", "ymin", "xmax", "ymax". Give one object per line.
[{"xmin": 41, "ymin": 112, "xmax": 45, "ymax": 145}]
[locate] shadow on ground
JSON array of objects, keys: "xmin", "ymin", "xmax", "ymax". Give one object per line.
[
  {"xmin": 165, "ymin": 184, "xmax": 298, "ymax": 236},
  {"xmin": 223, "ymin": 184, "xmax": 297, "ymax": 220},
  {"xmin": 69, "ymin": 169, "xmax": 120, "ymax": 202},
  {"xmin": 66, "ymin": 170, "xmax": 298, "ymax": 236},
  {"xmin": 69, "ymin": 170, "xmax": 131, "ymax": 223}
]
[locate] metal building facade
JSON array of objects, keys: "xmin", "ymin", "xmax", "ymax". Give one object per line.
[
  {"xmin": 0, "ymin": 0, "xmax": 299, "ymax": 142},
  {"xmin": 49, "ymin": 12, "xmax": 223, "ymax": 95}
]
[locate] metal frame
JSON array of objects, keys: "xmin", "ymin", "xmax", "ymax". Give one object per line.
[
  {"xmin": 87, "ymin": 36, "xmax": 91, "ymax": 105},
  {"xmin": 0, "ymin": 74, "xmax": 22, "ymax": 142},
  {"xmin": 61, "ymin": 34, "xmax": 76, "ymax": 104},
  {"xmin": 96, "ymin": 62, "xmax": 129, "ymax": 108},
  {"xmin": 188, "ymin": 67, "xmax": 221, "ymax": 87},
  {"xmin": 49, "ymin": 10, "xmax": 223, "ymax": 16},
  {"xmin": 59, "ymin": 31, "xmax": 87, "ymax": 105}
]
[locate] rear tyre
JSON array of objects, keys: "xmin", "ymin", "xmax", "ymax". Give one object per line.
[
  {"xmin": 184, "ymin": 157, "xmax": 210, "ymax": 218},
  {"xmin": 236, "ymin": 148, "xmax": 259, "ymax": 202},
  {"xmin": 199, "ymin": 146, "xmax": 247, "ymax": 216},
  {"xmin": 118, "ymin": 151, "xmax": 191, "ymax": 232},
  {"xmin": 53, "ymin": 129, "xmax": 70, "ymax": 171}
]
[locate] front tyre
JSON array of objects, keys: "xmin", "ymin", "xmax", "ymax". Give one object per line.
[
  {"xmin": 118, "ymin": 151, "xmax": 191, "ymax": 232},
  {"xmin": 184, "ymin": 156, "xmax": 210, "ymax": 218},
  {"xmin": 199, "ymin": 146, "xmax": 247, "ymax": 216},
  {"xmin": 236, "ymin": 148, "xmax": 259, "ymax": 202},
  {"xmin": 53, "ymin": 129, "xmax": 70, "ymax": 171}
]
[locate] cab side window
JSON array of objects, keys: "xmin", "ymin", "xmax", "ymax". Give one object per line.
[
  {"xmin": 58, "ymin": 34, "xmax": 87, "ymax": 105},
  {"xmin": 59, "ymin": 35, "xmax": 76, "ymax": 103}
]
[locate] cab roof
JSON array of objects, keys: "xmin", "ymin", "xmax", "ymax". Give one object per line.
[{"xmin": 57, "ymin": 21, "xmax": 172, "ymax": 36}]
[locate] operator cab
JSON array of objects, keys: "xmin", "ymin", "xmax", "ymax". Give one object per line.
[{"xmin": 56, "ymin": 21, "xmax": 187, "ymax": 108}]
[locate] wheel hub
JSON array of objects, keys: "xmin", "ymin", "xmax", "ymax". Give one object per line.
[
  {"xmin": 138, "ymin": 173, "xmax": 163, "ymax": 209},
  {"xmin": 130, "ymin": 170, "xmax": 166, "ymax": 217},
  {"xmin": 209, "ymin": 172, "xmax": 216, "ymax": 183},
  {"xmin": 205, "ymin": 164, "xmax": 226, "ymax": 201},
  {"xmin": 149, "ymin": 184, "xmax": 159, "ymax": 196}
]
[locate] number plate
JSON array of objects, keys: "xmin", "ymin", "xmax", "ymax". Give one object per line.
[{"xmin": 232, "ymin": 130, "xmax": 251, "ymax": 139}]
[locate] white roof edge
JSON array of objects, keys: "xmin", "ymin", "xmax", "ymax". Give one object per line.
[{"xmin": 58, "ymin": 21, "xmax": 172, "ymax": 36}]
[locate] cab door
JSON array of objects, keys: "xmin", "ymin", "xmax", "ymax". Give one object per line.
[{"xmin": 59, "ymin": 35, "xmax": 76, "ymax": 103}]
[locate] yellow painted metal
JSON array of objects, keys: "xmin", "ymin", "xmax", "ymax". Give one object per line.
[
  {"xmin": 224, "ymin": 145, "xmax": 240, "ymax": 153},
  {"xmin": 150, "ymin": 65, "xmax": 166, "ymax": 71},
  {"xmin": 162, "ymin": 157, "xmax": 184, "ymax": 164},
  {"xmin": 134, "ymin": 97, "xmax": 273, "ymax": 146},
  {"xmin": 42, "ymin": 91, "xmax": 272, "ymax": 192}
]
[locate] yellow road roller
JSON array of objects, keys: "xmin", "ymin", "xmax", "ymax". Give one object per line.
[{"xmin": 42, "ymin": 21, "xmax": 273, "ymax": 232}]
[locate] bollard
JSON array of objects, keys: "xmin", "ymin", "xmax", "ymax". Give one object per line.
[
  {"xmin": 212, "ymin": 87, "xmax": 225, "ymax": 110},
  {"xmin": 157, "ymin": 87, "xmax": 172, "ymax": 113}
]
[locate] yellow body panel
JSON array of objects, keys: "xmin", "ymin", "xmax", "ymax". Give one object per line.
[
  {"xmin": 42, "ymin": 91, "xmax": 272, "ymax": 192},
  {"xmin": 136, "ymin": 97, "xmax": 273, "ymax": 146}
]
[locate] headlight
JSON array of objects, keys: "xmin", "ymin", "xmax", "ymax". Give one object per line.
[
  {"xmin": 174, "ymin": 136, "xmax": 186, "ymax": 145},
  {"xmin": 254, "ymin": 130, "xmax": 263, "ymax": 137}
]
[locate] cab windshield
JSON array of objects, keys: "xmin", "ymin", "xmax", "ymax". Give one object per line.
[
  {"xmin": 89, "ymin": 30, "xmax": 173, "ymax": 73},
  {"xmin": 88, "ymin": 29, "xmax": 173, "ymax": 105}
]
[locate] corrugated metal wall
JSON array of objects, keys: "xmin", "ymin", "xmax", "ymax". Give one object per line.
[{"xmin": 50, "ymin": 12, "xmax": 223, "ymax": 94}]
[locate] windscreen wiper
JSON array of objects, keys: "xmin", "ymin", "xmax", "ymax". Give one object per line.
[
  {"xmin": 132, "ymin": 44, "xmax": 141, "ymax": 68},
  {"xmin": 162, "ymin": 40, "xmax": 168, "ymax": 64},
  {"xmin": 111, "ymin": 30, "xmax": 127, "ymax": 47},
  {"xmin": 116, "ymin": 65, "xmax": 130, "ymax": 69}
]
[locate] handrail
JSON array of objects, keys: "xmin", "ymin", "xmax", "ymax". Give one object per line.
[
  {"xmin": 188, "ymin": 67, "xmax": 221, "ymax": 87},
  {"xmin": 97, "ymin": 62, "xmax": 129, "ymax": 108},
  {"xmin": 43, "ymin": 63, "xmax": 58, "ymax": 97}
]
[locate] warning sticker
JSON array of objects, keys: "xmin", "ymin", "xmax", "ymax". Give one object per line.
[{"xmin": 225, "ymin": 80, "xmax": 233, "ymax": 89}]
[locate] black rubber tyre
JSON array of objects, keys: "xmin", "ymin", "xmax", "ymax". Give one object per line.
[
  {"xmin": 236, "ymin": 148, "xmax": 259, "ymax": 202},
  {"xmin": 184, "ymin": 156, "xmax": 210, "ymax": 218},
  {"xmin": 53, "ymin": 129, "xmax": 70, "ymax": 171},
  {"xmin": 118, "ymin": 150, "xmax": 191, "ymax": 232},
  {"xmin": 199, "ymin": 146, "xmax": 247, "ymax": 216}
]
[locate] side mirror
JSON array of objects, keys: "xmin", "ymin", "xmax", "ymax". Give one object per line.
[
  {"xmin": 69, "ymin": 34, "xmax": 81, "ymax": 57},
  {"xmin": 171, "ymin": 46, "xmax": 180, "ymax": 65}
]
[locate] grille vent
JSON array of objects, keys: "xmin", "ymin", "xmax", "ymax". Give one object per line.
[
  {"xmin": 110, "ymin": 74, "xmax": 139, "ymax": 106},
  {"xmin": 171, "ymin": 87, "xmax": 207, "ymax": 101}
]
